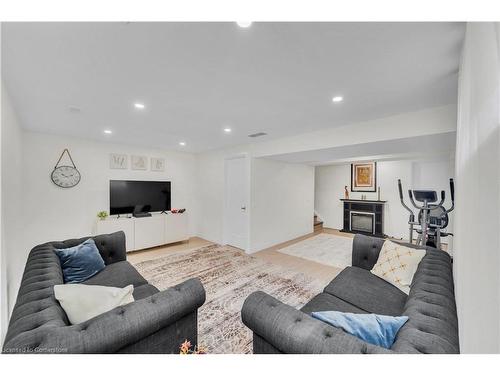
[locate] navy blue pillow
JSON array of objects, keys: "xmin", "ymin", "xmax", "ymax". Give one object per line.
[{"xmin": 54, "ymin": 239, "xmax": 105, "ymax": 283}]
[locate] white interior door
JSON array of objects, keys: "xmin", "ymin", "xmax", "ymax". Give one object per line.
[{"xmin": 224, "ymin": 156, "xmax": 249, "ymax": 250}]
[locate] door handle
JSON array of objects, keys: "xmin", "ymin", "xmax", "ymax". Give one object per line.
[{"xmin": 241, "ymin": 206, "xmax": 246, "ymax": 211}]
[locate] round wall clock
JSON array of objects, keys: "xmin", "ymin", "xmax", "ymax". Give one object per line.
[{"xmin": 51, "ymin": 149, "xmax": 81, "ymax": 188}]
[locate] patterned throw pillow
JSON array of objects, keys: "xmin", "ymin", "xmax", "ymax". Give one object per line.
[{"xmin": 370, "ymin": 240, "xmax": 426, "ymax": 294}]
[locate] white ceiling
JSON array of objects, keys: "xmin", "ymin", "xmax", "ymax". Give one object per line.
[
  {"xmin": 2, "ymin": 22, "xmax": 465, "ymax": 153},
  {"xmin": 264, "ymin": 131, "xmax": 456, "ymax": 165}
]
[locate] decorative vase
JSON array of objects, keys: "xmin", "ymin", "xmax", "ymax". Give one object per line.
[{"xmin": 344, "ymin": 185, "xmax": 349, "ymax": 199}]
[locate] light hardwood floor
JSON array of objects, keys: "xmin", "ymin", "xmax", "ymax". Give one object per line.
[
  {"xmin": 127, "ymin": 236, "xmax": 213, "ymax": 263},
  {"xmin": 128, "ymin": 228, "xmax": 351, "ymax": 285},
  {"xmin": 252, "ymin": 228, "xmax": 351, "ymax": 284}
]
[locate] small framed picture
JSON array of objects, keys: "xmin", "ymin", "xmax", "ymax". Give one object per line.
[
  {"xmin": 110, "ymin": 154, "xmax": 128, "ymax": 169},
  {"xmin": 351, "ymin": 162, "xmax": 377, "ymax": 192},
  {"xmin": 131, "ymin": 155, "xmax": 148, "ymax": 170},
  {"xmin": 151, "ymin": 157, "xmax": 165, "ymax": 172}
]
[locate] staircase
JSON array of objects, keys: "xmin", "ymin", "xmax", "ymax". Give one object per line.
[{"xmin": 314, "ymin": 214, "xmax": 323, "ymax": 233}]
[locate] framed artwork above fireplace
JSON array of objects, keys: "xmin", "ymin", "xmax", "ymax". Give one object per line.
[{"xmin": 351, "ymin": 161, "xmax": 377, "ymax": 192}]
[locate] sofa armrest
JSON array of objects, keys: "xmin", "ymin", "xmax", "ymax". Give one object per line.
[
  {"xmin": 4, "ymin": 278, "xmax": 205, "ymax": 354},
  {"xmin": 241, "ymin": 291, "xmax": 391, "ymax": 354}
]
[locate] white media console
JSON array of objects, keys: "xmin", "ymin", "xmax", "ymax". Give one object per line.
[{"xmin": 95, "ymin": 212, "xmax": 189, "ymax": 252}]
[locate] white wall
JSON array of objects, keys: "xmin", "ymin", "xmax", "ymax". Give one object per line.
[
  {"xmin": 250, "ymin": 158, "xmax": 314, "ymax": 253},
  {"xmin": 196, "ymin": 150, "xmax": 315, "ymax": 253},
  {"xmin": 315, "ymin": 158, "xmax": 455, "ymax": 242},
  {"xmin": 22, "ymin": 132, "xmax": 198, "ymax": 249},
  {"xmin": 250, "ymin": 105, "xmax": 457, "ymax": 158},
  {"xmin": 453, "ymin": 22, "xmax": 500, "ymax": 353},
  {"xmin": 1, "ymin": 82, "xmax": 23, "ymax": 341},
  {"xmin": 196, "ymin": 106, "xmax": 457, "ymax": 246},
  {"xmin": 0, "ymin": 131, "xmax": 197, "ymax": 315}
]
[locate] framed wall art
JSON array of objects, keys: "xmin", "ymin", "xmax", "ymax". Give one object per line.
[
  {"xmin": 131, "ymin": 155, "xmax": 148, "ymax": 170},
  {"xmin": 151, "ymin": 157, "xmax": 165, "ymax": 172},
  {"xmin": 351, "ymin": 161, "xmax": 377, "ymax": 192},
  {"xmin": 109, "ymin": 154, "xmax": 128, "ymax": 169}
]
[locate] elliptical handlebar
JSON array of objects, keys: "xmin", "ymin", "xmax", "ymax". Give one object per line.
[
  {"xmin": 437, "ymin": 190, "xmax": 446, "ymax": 207},
  {"xmin": 446, "ymin": 178, "xmax": 455, "ymax": 214},
  {"xmin": 398, "ymin": 179, "xmax": 414, "ymax": 215}
]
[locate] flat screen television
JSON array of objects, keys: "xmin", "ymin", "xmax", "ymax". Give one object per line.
[{"xmin": 110, "ymin": 180, "xmax": 171, "ymax": 215}]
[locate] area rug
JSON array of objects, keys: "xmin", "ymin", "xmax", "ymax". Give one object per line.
[
  {"xmin": 132, "ymin": 244, "xmax": 324, "ymax": 354},
  {"xmin": 277, "ymin": 233, "xmax": 353, "ymax": 269}
]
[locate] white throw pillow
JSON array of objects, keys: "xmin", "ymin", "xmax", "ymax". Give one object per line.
[
  {"xmin": 370, "ymin": 240, "xmax": 426, "ymax": 294},
  {"xmin": 54, "ymin": 284, "xmax": 135, "ymax": 325}
]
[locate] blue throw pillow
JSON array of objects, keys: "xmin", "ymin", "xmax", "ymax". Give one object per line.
[
  {"xmin": 312, "ymin": 311, "xmax": 408, "ymax": 349},
  {"xmin": 54, "ymin": 239, "xmax": 105, "ymax": 283}
]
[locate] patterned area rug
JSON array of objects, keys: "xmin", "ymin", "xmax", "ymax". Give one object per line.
[
  {"xmin": 133, "ymin": 244, "xmax": 324, "ymax": 354},
  {"xmin": 278, "ymin": 233, "xmax": 353, "ymax": 269}
]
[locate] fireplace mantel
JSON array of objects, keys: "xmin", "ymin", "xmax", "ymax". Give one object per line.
[
  {"xmin": 340, "ymin": 199, "xmax": 386, "ymax": 237},
  {"xmin": 340, "ymin": 199, "xmax": 387, "ymax": 204}
]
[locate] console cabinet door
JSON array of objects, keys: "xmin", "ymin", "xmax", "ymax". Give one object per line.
[
  {"xmin": 134, "ymin": 216, "xmax": 165, "ymax": 250},
  {"xmin": 164, "ymin": 213, "xmax": 188, "ymax": 244},
  {"xmin": 96, "ymin": 218, "xmax": 135, "ymax": 252}
]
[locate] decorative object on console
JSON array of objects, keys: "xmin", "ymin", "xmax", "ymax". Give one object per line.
[
  {"xmin": 344, "ymin": 185, "xmax": 349, "ymax": 199},
  {"xmin": 97, "ymin": 211, "xmax": 108, "ymax": 221},
  {"xmin": 109, "ymin": 153, "xmax": 128, "ymax": 169},
  {"xmin": 171, "ymin": 208, "xmax": 186, "ymax": 213},
  {"xmin": 351, "ymin": 161, "xmax": 377, "ymax": 192},
  {"xmin": 131, "ymin": 155, "xmax": 148, "ymax": 170},
  {"xmin": 151, "ymin": 157, "xmax": 165, "ymax": 172},
  {"xmin": 51, "ymin": 148, "xmax": 81, "ymax": 188},
  {"xmin": 377, "ymin": 186, "xmax": 381, "ymax": 201}
]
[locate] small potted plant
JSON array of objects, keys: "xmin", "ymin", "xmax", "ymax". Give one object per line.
[{"xmin": 97, "ymin": 211, "xmax": 108, "ymax": 221}]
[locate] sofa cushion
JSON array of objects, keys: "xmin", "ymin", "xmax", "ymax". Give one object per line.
[
  {"xmin": 324, "ymin": 266, "xmax": 407, "ymax": 316},
  {"xmin": 301, "ymin": 292, "xmax": 367, "ymax": 315},
  {"xmin": 83, "ymin": 261, "xmax": 148, "ymax": 289},
  {"xmin": 133, "ymin": 283, "xmax": 160, "ymax": 300}
]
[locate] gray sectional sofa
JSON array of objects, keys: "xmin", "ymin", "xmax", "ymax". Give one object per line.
[
  {"xmin": 2, "ymin": 231, "xmax": 206, "ymax": 354},
  {"xmin": 242, "ymin": 234, "xmax": 459, "ymax": 354}
]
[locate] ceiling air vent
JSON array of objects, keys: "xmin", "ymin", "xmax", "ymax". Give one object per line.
[{"xmin": 248, "ymin": 132, "xmax": 268, "ymax": 138}]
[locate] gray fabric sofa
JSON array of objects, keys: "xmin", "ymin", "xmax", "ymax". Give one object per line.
[
  {"xmin": 2, "ymin": 231, "xmax": 206, "ymax": 354},
  {"xmin": 242, "ymin": 234, "xmax": 459, "ymax": 354}
]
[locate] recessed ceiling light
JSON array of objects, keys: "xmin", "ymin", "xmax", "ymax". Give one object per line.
[
  {"xmin": 224, "ymin": 127, "xmax": 232, "ymax": 133},
  {"xmin": 332, "ymin": 96, "xmax": 343, "ymax": 103},
  {"xmin": 104, "ymin": 130, "xmax": 112, "ymax": 134},
  {"xmin": 236, "ymin": 22, "xmax": 253, "ymax": 28},
  {"xmin": 179, "ymin": 141, "xmax": 186, "ymax": 146},
  {"xmin": 134, "ymin": 102, "xmax": 145, "ymax": 109}
]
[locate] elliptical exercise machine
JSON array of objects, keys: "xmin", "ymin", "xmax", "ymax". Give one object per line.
[{"xmin": 397, "ymin": 178, "xmax": 455, "ymax": 249}]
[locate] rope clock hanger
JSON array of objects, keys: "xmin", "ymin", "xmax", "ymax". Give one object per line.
[{"xmin": 51, "ymin": 148, "xmax": 81, "ymax": 188}]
